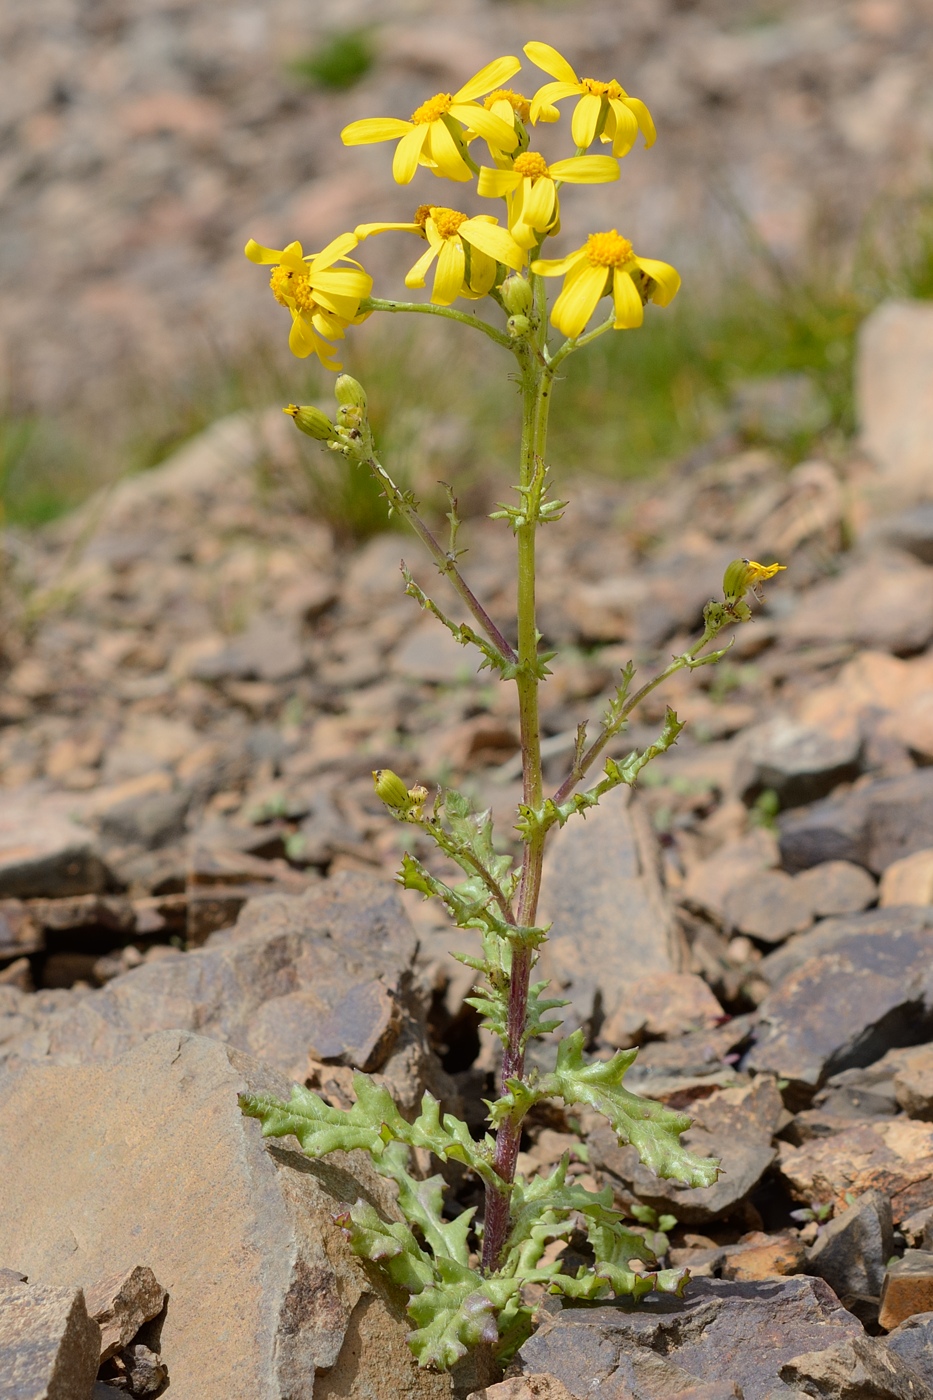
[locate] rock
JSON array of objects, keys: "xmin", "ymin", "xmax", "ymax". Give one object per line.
[
  {"xmin": 516, "ymin": 1276, "xmax": 863, "ymax": 1400},
  {"xmin": 0, "ymin": 1282, "xmax": 101, "ymax": 1400},
  {"xmin": 722, "ymin": 871, "xmax": 813, "ymax": 945},
  {"xmin": 83, "ymin": 1266, "xmax": 166, "ymax": 1362},
  {"xmin": 781, "ymin": 552, "xmax": 933, "ymax": 655},
  {"xmin": 96, "ymin": 787, "xmax": 189, "ymax": 851},
  {"xmin": 682, "ymin": 828, "xmax": 781, "ymax": 925},
  {"xmin": 538, "ymin": 789, "xmax": 685, "ymax": 1036},
  {"xmin": 0, "ymin": 800, "xmax": 107, "ymax": 900},
  {"xmin": 883, "ymin": 504, "xmax": 933, "ymax": 566},
  {"xmin": 812, "ymin": 1062, "xmax": 899, "ymax": 1121},
  {"xmin": 885, "ymin": 1312, "xmax": 933, "ymax": 1386},
  {"xmin": 732, "ymin": 373, "xmax": 831, "ymax": 443},
  {"xmin": 739, "ymin": 716, "xmax": 861, "ymax": 809},
  {"xmin": 189, "ymin": 616, "xmax": 305, "ymax": 683},
  {"xmin": 807, "ymin": 1189, "xmax": 894, "ymax": 1302},
  {"xmin": 745, "ymin": 918, "xmax": 933, "ymax": 1098},
  {"xmin": 0, "ymin": 1030, "xmax": 454, "ymax": 1400},
  {"xmin": 880, "ymin": 1251, "xmax": 933, "ymax": 1332},
  {"xmin": 720, "ymin": 1232, "xmax": 807, "ymax": 1282},
  {"xmin": 902, "ymin": 1212, "xmax": 933, "ymax": 1251},
  {"xmin": 599, "ymin": 972, "xmax": 724, "ymax": 1049},
  {"xmin": 106, "ymin": 1342, "xmax": 167, "ymax": 1396},
  {"xmin": 307, "ymin": 978, "xmax": 403, "ymax": 1073},
  {"xmin": 779, "ymin": 770, "xmax": 933, "ymax": 875},
  {"xmin": 391, "ymin": 619, "xmax": 484, "ymax": 684},
  {"xmin": 758, "ymin": 907, "xmax": 933, "ymax": 990},
  {"xmin": 780, "ymin": 1332, "xmax": 926, "ymax": 1400},
  {"xmin": 0, "ymin": 902, "xmax": 43, "ymax": 960},
  {"xmin": 466, "ymin": 1379, "xmax": 577, "ymax": 1400},
  {"xmin": 880, "ymin": 850, "xmax": 933, "ymax": 907},
  {"xmin": 779, "ymin": 1119, "xmax": 933, "ymax": 1222},
  {"xmin": 589, "ymin": 1076, "xmax": 782, "ymax": 1224},
  {"xmin": 792, "ymin": 862, "xmax": 877, "ymax": 918},
  {"xmin": 857, "ymin": 300, "xmax": 933, "ymax": 494}
]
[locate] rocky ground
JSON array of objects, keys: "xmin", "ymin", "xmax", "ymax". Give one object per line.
[
  {"xmin": 3, "ymin": 296, "xmax": 933, "ymax": 1398},
  {"xmin": 3, "ymin": 0, "xmax": 933, "ymax": 441}
]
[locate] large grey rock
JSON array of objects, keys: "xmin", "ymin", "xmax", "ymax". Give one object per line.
[
  {"xmin": 858, "ymin": 300, "xmax": 933, "ymax": 494},
  {"xmin": 807, "ymin": 1189, "xmax": 894, "ymax": 1302},
  {"xmin": 0, "ymin": 871, "xmax": 440, "ymax": 1093},
  {"xmin": 0, "ymin": 1282, "xmax": 101, "ymax": 1400},
  {"xmin": 517, "ymin": 1276, "xmax": 863, "ymax": 1400},
  {"xmin": 885, "ymin": 1313, "xmax": 933, "ymax": 1387},
  {"xmin": 745, "ymin": 919, "xmax": 933, "ymax": 1098},
  {"xmin": 759, "ymin": 908, "xmax": 933, "ymax": 991},
  {"xmin": 0, "ymin": 1030, "xmax": 453, "ymax": 1400},
  {"xmin": 538, "ymin": 789, "xmax": 684, "ymax": 1035},
  {"xmin": 589, "ymin": 1077, "xmax": 782, "ymax": 1225},
  {"xmin": 779, "ymin": 769, "xmax": 933, "ymax": 875}
]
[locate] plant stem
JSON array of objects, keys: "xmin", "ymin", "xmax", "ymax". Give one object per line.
[
  {"xmin": 482, "ymin": 314, "xmax": 554, "ymax": 1273},
  {"xmin": 361, "ymin": 297, "xmax": 513, "ymax": 349}
]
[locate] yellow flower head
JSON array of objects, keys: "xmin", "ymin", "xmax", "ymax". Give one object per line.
[
  {"xmin": 245, "ymin": 235, "xmax": 372, "ymax": 368},
  {"xmin": 477, "ymin": 149, "xmax": 619, "ymax": 250},
  {"xmin": 532, "ymin": 231, "xmax": 680, "ymax": 339},
  {"xmin": 524, "ymin": 41, "xmax": 656, "ymax": 156},
  {"xmin": 341, "ymin": 56, "xmax": 521, "ymax": 184},
  {"xmin": 723, "ymin": 558, "xmax": 786, "ymax": 602},
  {"xmin": 355, "ymin": 206, "xmax": 525, "ymax": 307}
]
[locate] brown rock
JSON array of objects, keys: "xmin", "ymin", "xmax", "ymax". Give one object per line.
[
  {"xmin": 391, "ymin": 619, "xmax": 484, "ymax": 684},
  {"xmin": 0, "ymin": 1030, "xmax": 453, "ymax": 1400},
  {"xmin": 467, "ymin": 1378, "xmax": 576, "ymax": 1400},
  {"xmin": 880, "ymin": 849, "xmax": 933, "ymax": 907},
  {"xmin": 307, "ymin": 979, "xmax": 403, "ymax": 1073},
  {"xmin": 780, "ymin": 1332, "xmax": 926, "ymax": 1400},
  {"xmin": 599, "ymin": 972, "xmax": 724, "ymax": 1049},
  {"xmin": 781, "ymin": 551, "xmax": 933, "ymax": 655},
  {"xmin": 681, "ymin": 828, "xmax": 780, "ymax": 925},
  {"xmin": 722, "ymin": 870, "xmax": 813, "ymax": 945},
  {"xmin": 739, "ymin": 715, "xmax": 861, "ymax": 809},
  {"xmin": 0, "ymin": 800, "xmax": 107, "ymax": 900},
  {"xmin": 793, "ymin": 861, "xmax": 877, "ymax": 918},
  {"xmin": 0, "ymin": 1282, "xmax": 101, "ymax": 1400},
  {"xmin": 0, "ymin": 901, "xmax": 43, "ymax": 959},
  {"xmin": 539, "ymin": 789, "xmax": 685, "ymax": 1036},
  {"xmin": 858, "ymin": 300, "xmax": 933, "ymax": 494},
  {"xmin": 779, "ymin": 769, "xmax": 933, "ymax": 875},
  {"xmin": 807, "ymin": 1189, "xmax": 894, "ymax": 1301},
  {"xmin": 84, "ymin": 1265, "xmax": 166, "ymax": 1362},
  {"xmin": 779, "ymin": 1119, "xmax": 933, "ymax": 1223},
  {"xmin": 719, "ymin": 1231, "xmax": 806, "ymax": 1281},
  {"xmin": 880, "ymin": 1251, "xmax": 933, "ymax": 1331}
]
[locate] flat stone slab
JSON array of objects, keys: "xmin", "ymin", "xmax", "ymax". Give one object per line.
[
  {"xmin": 779, "ymin": 768, "xmax": 933, "ymax": 874},
  {"xmin": 779, "ymin": 1119, "xmax": 933, "ymax": 1224},
  {"xmin": 0, "ymin": 1282, "xmax": 101, "ymax": 1400}
]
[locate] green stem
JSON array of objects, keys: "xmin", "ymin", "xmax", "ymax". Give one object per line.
[
  {"xmin": 548, "ymin": 313, "xmax": 614, "ymax": 372},
  {"xmin": 361, "ymin": 297, "xmax": 513, "ymax": 349}
]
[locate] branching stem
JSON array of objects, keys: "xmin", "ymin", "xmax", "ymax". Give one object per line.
[{"xmin": 362, "ymin": 297, "xmax": 513, "ymax": 349}]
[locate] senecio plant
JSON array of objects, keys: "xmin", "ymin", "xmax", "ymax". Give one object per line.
[{"xmin": 239, "ymin": 43, "xmax": 785, "ymax": 1372}]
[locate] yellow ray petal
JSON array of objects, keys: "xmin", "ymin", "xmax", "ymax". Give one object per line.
[
  {"xmin": 432, "ymin": 237, "xmax": 466, "ymax": 305},
  {"xmin": 548, "ymin": 155, "xmax": 619, "ymax": 184},
  {"xmin": 523, "ymin": 41, "xmax": 578, "ymax": 84},
  {"xmin": 310, "ymin": 310, "xmax": 347, "ymax": 339},
  {"xmin": 311, "ymin": 267, "xmax": 372, "ymax": 299},
  {"xmin": 633, "ymin": 257, "xmax": 681, "ymax": 306},
  {"xmin": 454, "ymin": 55, "xmax": 521, "ymax": 104},
  {"xmin": 531, "ymin": 246, "xmax": 588, "ymax": 277},
  {"xmin": 341, "ymin": 117, "xmax": 413, "ymax": 146},
  {"xmin": 405, "ymin": 244, "xmax": 439, "ymax": 289},
  {"xmin": 552, "ymin": 263, "xmax": 608, "ymax": 338},
  {"xmin": 605, "ymin": 99, "xmax": 639, "ymax": 157},
  {"xmin": 288, "ymin": 313, "xmax": 315, "ymax": 358},
  {"xmin": 354, "ymin": 221, "xmax": 422, "ymax": 239},
  {"xmin": 245, "ymin": 239, "xmax": 283, "ymax": 265},
  {"xmin": 521, "ymin": 175, "xmax": 556, "ymax": 231},
  {"xmin": 477, "ymin": 166, "xmax": 521, "ymax": 198},
  {"xmin": 308, "ymin": 231, "xmax": 359, "ymax": 270},
  {"xmin": 459, "ymin": 218, "xmax": 525, "ymax": 269},
  {"xmin": 530, "ymin": 81, "xmax": 581, "ymax": 124},
  {"xmin": 612, "ymin": 268, "xmax": 644, "ymax": 328},
  {"xmin": 468, "ymin": 246, "xmax": 497, "ymax": 297},
  {"xmin": 393, "ymin": 124, "xmax": 430, "ymax": 184},
  {"xmin": 425, "ymin": 120, "xmax": 473, "ymax": 181},
  {"xmin": 623, "ymin": 96, "xmax": 656, "ymax": 148},
  {"xmin": 451, "ymin": 103, "xmax": 518, "ymax": 151},
  {"xmin": 571, "ymin": 93, "xmax": 604, "ymax": 149}
]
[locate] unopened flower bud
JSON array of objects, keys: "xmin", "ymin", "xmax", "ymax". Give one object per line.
[
  {"xmin": 500, "ymin": 275, "xmax": 533, "ymax": 316},
  {"xmin": 507, "ymin": 314, "xmax": 532, "ymax": 339},
  {"xmin": 284, "ymin": 404, "xmax": 334, "ymax": 441},
  {"xmin": 722, "ymin": 557, "xmax": 786, "ymax": 602},
  {"xmin": 335, "ymin": 375, "xmax": 368, "ymax": 411},
  {"xmin": 407, "ymin": 783, "xmax": 428, "ymax": 812},
  {"xmin": 373, "ymin": 768, "xmax": 412, "ymax": 811}
]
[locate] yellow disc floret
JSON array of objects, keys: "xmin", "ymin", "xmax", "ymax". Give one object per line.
[
  {"xmin": 585, "ymin": 231, "xmax": 634, "ymax": 268},
  {"xmin": 484, "ymin": 88, "xmax": 531, "ymax": 121},
  {"xmin": 410, "ymin": 93, "xmax": 453, "ymax": 124},
  {"xmin": 430, "ymin": 207, "xmax": 468, "ymax": 239},
  {"xmin": 270, "ymin": 265, "xmax": 319, "ymax": 313},
  {"xmin": 512, "ymin": 151, "xmax": 550, "ymax": 179}
]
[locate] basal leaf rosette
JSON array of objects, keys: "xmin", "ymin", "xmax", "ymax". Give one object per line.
[
  {"xmin": 532, "ymin": 231, "xmax": 681, "ymax": 338},
  {"xmin": 341, "ymin": 56, "xmax": 522, "ymax": 184},
  {"xmin": 245, "ymin": 235, "xmax": 372, "ymax": 368},
  {"xmin": 477, "ymin": 150, "xmax": 619, "ymax": 250},
  {"xmin": 524, "ymin": 41, "xmax": 656, "ymax": 156},
  {"xmin": 355, "ymin": 206, "xmax": 525, "ymax": 305}
]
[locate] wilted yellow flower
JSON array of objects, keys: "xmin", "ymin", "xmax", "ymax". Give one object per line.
[
  {"xmin": 723, "ymin": 558, "xmax": 786, "ymax": 601},
  {"xmin": 355, "ymin": 206, "xmax": 524, "ymax": 306},
  {"xmin": 524, "ymin": 42, "xmax": 656, "ymax": 156},
  {"xmin": 341, "ymin": 56, "xmax": 521, "ymax": 184},
  {"xmin": 532, "ymin": 231, "xmax": 680, "ymax": 339},
  {"xmin": 245, "ymin": 235, "xmax": 372, "ymax": 368},
  {"xmin": 477, "ymin": 150, "xmax": 619, "ymax": 249}
]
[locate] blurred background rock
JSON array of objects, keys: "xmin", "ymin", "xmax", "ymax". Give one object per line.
[{"xmin": 1, "ymin": 0, "xmax": 933, "ymax": 526}]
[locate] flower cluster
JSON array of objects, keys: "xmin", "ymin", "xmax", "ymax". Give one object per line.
[{"xmin": 245, "ymin": 43, "xmax": 681, "ymax": 367}]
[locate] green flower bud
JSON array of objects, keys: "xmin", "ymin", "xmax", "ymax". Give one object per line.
[
  {"xmin": 373, "ymin": 768, "xmax": 412, "ymax": 811},
  {"xmin": 283, "ymin": 404, "xmax": 334, "ymax": 441},
  {"xmin": 335, "ymin": 375, "xmax": 367, "ymax": 411},
  {"xmin": 507, "ymin": 314, "xmax": 532, "ymax": 339},
  {"xmin": 722, "ymin": 558, "xmax": 752, "ymax": 600},
  {"xmin": 500, "ymin": 275, "xmax": 533, "ymax": 316}
]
